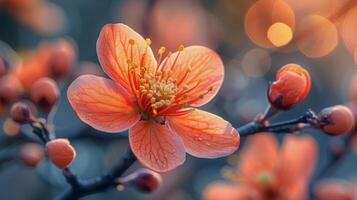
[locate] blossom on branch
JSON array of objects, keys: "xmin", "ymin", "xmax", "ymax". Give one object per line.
[
  {"xmin": 67, "ymin": 23, "xmax": 240, "ymax": 172},
  {"xmin": 203, "ymin": 133, "xmax": 317, "ymax": 200}
]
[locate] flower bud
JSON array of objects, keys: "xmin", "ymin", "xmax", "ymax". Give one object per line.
[
  {"xmin": 314, "ymin": 180, "xmax": 353, "ymax": 200},
  {"xmin": 3, "ymin": 118, "xmax": 21, "ymax": 137},
  {"xmin": 18, "ymin": 143, "xmax": 45, "ymax": 168},
  {"xmin": 46, "ymin": 139, "xmax": 76, "ymax": 169},
  {"xmin": 318, "ymin": 105, "xmax": 355, "ymax": 136},
  {"xmin": 268, "ymin": 64, "xmax": 311, "ymax": 110},
  {"xmin": 50, "ymin": 39, "xmax": 76, "ymax": 79},
  {"xmin": 10, "ymin": 102, "xmax": 32, "ymax": 124},
  {"xmin": 0, "ymin": 75, "xmax": 23, "ymax": 105},
  {"xmin": 118, "ymin": 168, "xmax": 162, "ymax": 193},
  {"xmin": 30, "ymin": 78, "xmax": 59, "ymax": 111}
]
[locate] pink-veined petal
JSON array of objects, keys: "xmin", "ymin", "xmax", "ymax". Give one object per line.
[
  {"xmin": 96, "ymin": 23, "xmax": 157, "ymax": 94},
  {"xmin": 129, "ymin": 120, "xmax": 185, "ymax": 172},
  {"xmin": 67, "ymin": 75, "xmax": 140, "ymax": 133},
  {"xmin": 166, "ymin": 109, "xmax": 240, "ymax": 158},
  {"xmin": 159, "ymin": 46, "xmax": 224, "ymax": 106}
]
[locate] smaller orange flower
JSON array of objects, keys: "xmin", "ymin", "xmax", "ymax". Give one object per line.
[
  {"xmin": 46, "ymin": 139, "xmax": 76, "ymax": 169},
  {"xmin": 318, "ymin": 105, "xmax": 355, "ymax": 136},
  {"xmin": 203, "ymin": 133, "xmax": 317, "ymax": 200},
  {"xmin": 268, "ymin": 64, "xmax": 311, "ymax": 109}
]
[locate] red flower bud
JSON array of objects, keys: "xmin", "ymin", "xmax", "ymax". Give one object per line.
[
  {"xmin": 118, "ymin": 168, "xmax": 162, "ymax": 193},
  {"xmin": 46, "ymin": 139, "xmax": 76, "ymax": 169},
  {"xmin": 3, "ymin": 118, "xmax": 21, "ymax": 137},
  {"xmin": 50, "ymin": 39, "xmax": 76, "ymax": 79},
  {"xmin": 0, "ymin": 75, "xmax": 23, "ymax": 105},
  {"xmin": 18, "ymin": 143, "xmax": 45, "ymax": 168},
  {"xmin": 30, "ymin": 78, "xmax": 59, "ymax": 111},
  {"xmin": 268, "ymin": 64, "xmax": 311, "ymax": 109},
  {"xmin": 10, "ymin": 102, "xmax": 32, "ymax": 124},
  {"xmin": 318, "ymin": 105, "xmax": 355, "ymax": 136}
]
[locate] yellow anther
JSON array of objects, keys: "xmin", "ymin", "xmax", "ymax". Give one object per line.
[
  {"xmin": 128, "ymin": 39, "xmax": 135, "ymax": 45},
  {"xmin": 145, "ymin": 38, "xmax": 151, "ymax": 46},
  {"xmin": 178, "ymin": 45, "xmax": 185, "ymax": 51},
  {"xmin": 151, "ymin": 97, "xmax": 156, "ymax": 103},
  {"xmin": 158, "ymin": 47, "xmax": 166, "ymax": 55}
]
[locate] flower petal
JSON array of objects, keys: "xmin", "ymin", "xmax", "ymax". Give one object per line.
[
  {"xmin": 159, "ymin": 46, "xmax": 224, "ymax": 106},
  {"xmin": 238, "ymin": 133, "xmax": 279, "ymax": 182},
  {"xmin": 96, "ymin": 23, "xmax": 157, "ymax": 94},
  {"xmin": 203, "ymin": 182, "xmax": 262, "ymax": 200},
  {"xmin": 67, "ymin": 75, "xmax": 140, "ymax": 133},
  {"xmin": 166, "ymin": 109, "xmax": 240, "ymax": 158},
  {"xmin": 280, "ymin": 180, "xmax": 308, "ymax": 200},
  {"xmin": 129, "ymin": 120, "xmax": 185, "ymax": 172},
  {"xmin": 279, "ymin": 134, "xmax": 317, "ymax": 184}
]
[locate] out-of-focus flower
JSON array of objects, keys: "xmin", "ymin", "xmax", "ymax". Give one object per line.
[
  {"xmin": 118, "ymin": 168, "xmax": 162, "ymax": 193},
  {"xmin": 46, "ymin": 139, "xmax": 76, "ymax": 169},
  {"xmin": 18, "ymin": 142, "xmax": 45, "ymax": 168},
  {"xmin": 318, "ymin": 105, "xmax": 355, "ymax": 136},
  {"xmin": 13, "ymin": 39, "xmax": 76, "ymax": 91},
  {"xmin": 268, "ymin": 64, "xmax": 311, "ymax": 109},
  {"xmin": 0, "ymin": 0, "xmax": 66, "ymax": 36},
  {"xmin": 67, "ymin": 23, "xmax": 240, "ymax": 172},
  {"xmin": 244, "ymin": 0, "xmax": 295, "ymax": 48},
  {"xmin": 314, "ymin": 179, "xmax": 354, "ymax": 200},
  {"xmin": 30, "ymin": 78, "xmax": 59, "ymax": 112},
  {"xmin": 10, "ymin": 102, "xmax": 32, "ymax": 124},
  {"xmin": 203, "ymin": 133, "xmax": 317, "ymax": 200}
]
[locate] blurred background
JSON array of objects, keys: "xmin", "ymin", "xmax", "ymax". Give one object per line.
[{"xmin": 1, "ymin": 0, "xmax": 357, "ymax": 199}]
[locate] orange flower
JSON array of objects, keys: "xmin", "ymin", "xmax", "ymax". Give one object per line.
[
  {"xmin": 203, "ymin": 133, "xmax": 317, "ymax": 200},
  {"xmin": 268, "ymin": 64, "xmax": 311, "ymax": 109},
  {"xmin": 67, "ymin": 23, "xmax": 240, "ymax": 172}
]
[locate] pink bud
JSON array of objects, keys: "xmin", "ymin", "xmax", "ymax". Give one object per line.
[
  {"xmin": 18, "ymin": 143, "xmax": 45, "ymax": 168},
  {"xmin": 46, "ymin": 139, "xmax": 76, "ymax": 169},
  {"xmin": 119, "ymin": 168, "xmax": 162, "ymax": 193},
  {"xmin": 10, "ymin": 102, "xmax": 32, "ymax": 124},
  {"xmin": 30, "ymin": 78, "xmax": 59, "ymax": 111},
  {"xmin": 50, "ymin": 39, "xmax": 76, "ymax": 79},
  {"xmin": 318, "ymin": 105, "xmax": 355, "ymax": 136}
]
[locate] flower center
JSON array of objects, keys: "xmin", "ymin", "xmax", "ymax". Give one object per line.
[{"xmin": 126, "ymin": 38, "xmax": 212, "ymax": 117}]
